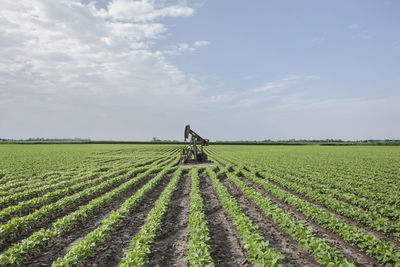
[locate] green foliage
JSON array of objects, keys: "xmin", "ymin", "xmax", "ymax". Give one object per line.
[
  {"xmin": 205, "ymin": 167, "xmax": 285, "ymax": 266},
  {"xmin": 119, "ymin": 168, "xmax": 184, "ymax": 266},
  {"xmin": 0, "ymin": 148, "xmax": 178, "ymax": 266},
  {"xmin": 212, "ymin": 157, "xmax": 354, "ymax": 266},
  {"xmin": 1, "ymin": 144, "xmax": 399, "ymax": 266},
  {"xmin": 209, "ymin": 146, "xmax": 400, "ymax": 266},
  {"xmin": 52, "ymin": 158, "xmax": 180, "ymax": 267},
  {"xmin": 186, "ymin": 168, "xmax": 214, "ymax": 266}
]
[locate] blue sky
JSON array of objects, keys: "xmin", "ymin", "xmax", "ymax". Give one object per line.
[{"xmin": 0, "ymin": 0, "xmax": 399, "ymax": 140}]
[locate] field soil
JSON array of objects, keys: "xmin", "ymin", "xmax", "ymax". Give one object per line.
[
  {"xmin": 148, "ymin": 174, "xmax": 191, "ymax": 266},
  {"xmin": 1, "ymin": 145, "xmax": 398, "ymax": 267},
  {"xmin": 25, "ymin": 174, "xmax": 157, "ymax": 266},
  {"xmin": 219, "ymin": 174, "xmax": 320, "ymax": 267},
  {"xmin": 200, "ymin": 173, "xmax": 250, "ymax": 266},
  {"xmin": 237, "ymin": 174, "xmax": 381, "ymax": 267}
]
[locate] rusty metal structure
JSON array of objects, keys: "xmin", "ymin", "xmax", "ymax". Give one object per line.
[{"xmin": 181, "ymin": 125, "xmax": 210, "ymax": 164}]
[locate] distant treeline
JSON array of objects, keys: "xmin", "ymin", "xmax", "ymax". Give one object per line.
[
  {"xmin": 0, "ymin": 139, "xmax": 183, "ymax": 145},
  {"xmin": 212, "ymin": 140, "xmax": 400, "ymax": 146},
  {"xmin": 0, "ymin": 138, "xmax": 91, "ymax": 142},
  {"xmin": 1, "ymin": 138, "xmax": 400, "ymax": 145}
]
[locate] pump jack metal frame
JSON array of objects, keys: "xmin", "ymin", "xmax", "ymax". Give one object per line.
[{"xmin": 181, "ymin": 125, "xmax": 211, "ymax": 164}]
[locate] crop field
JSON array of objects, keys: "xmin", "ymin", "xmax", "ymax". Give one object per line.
[{"xmin": 0, "ymin": 144, "xmax": 399, "ymax": 266}]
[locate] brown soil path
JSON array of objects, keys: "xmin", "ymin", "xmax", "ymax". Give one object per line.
[
  {"xmin": 25, "ymin": 174, "xmax": 156, "ymax": 266},
  {"xmin": 219, "ymin": 174, "xmax": 320, "ymax": 267},
  {"xmin": 256, "ymin": 171, "xmax": 400, "ymax": 247},
  {"xmin": 237, "ymin": 174, "xmax": 382, "ymax": 267},
  {"xmin": 0, "ymin": 174, "xmax": 131, "ymax": 253},
  {"xmin": 80, "ymin": 174, "xmax": 172, "ymax": 267},
  {"xmin": 148, "ymin": 174, "xmax": 191, "ymax": 266},
  {"xmin": 200, "ymin": 173, "xmax": 250, "ymax": 267}
]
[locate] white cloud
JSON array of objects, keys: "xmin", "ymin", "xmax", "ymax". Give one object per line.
[
  {"xmin": 203, "ymin": 74, "xmax": 317, "ymax": 109},
  {"xmin": 0, "ymin": 0, "xmax": 200, "ymax": 99},
  {"xmin": 252, "ymin": 81, "xmax": 288, "ymax": 93},
  {"xmin": 264, "ymin": 94, "xmax": 400, "ymax": 140},
  {"xmin": 251, "ymin": 74, "xmax": 318, "ymax": 93},
  {"xmin": 193, "ymin": 40, "xmax": 210, "ymax": 47},
  {"xmin": 107, "ymin": 22, "xmax": 166, "ymax": 39},
  {"xmin": 282, "ymin": 74, "xmax": 320, "ymax": 81},
  {"xmin": 163, "ymin": 40, "xmax": 210, "ymax": 55},
  {"xmin": 1, "ymin": 2, "xmax": 398, "ymax": 141},
  {"xmin": 106, "ymin": 0, "xmax": 194, "ymax": 21},
  {"xmin": 0, "ymin": 0, "xmax": 206, "ymax": 139}
]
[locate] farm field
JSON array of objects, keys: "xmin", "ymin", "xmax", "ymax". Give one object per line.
[{"xmin": 0, "ymin": 144, "xmax": 399, "ymax": 266}]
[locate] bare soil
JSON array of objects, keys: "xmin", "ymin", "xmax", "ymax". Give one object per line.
[
  {"xmin": 219, "ymin": 174, "xmax": 320, "ymax": 267},
  {"xmin": 257, "ymin": 171, "xmax": 400, "ymax": 247},
  {"xmin": 199, "ymin": 173, "xmax": 250, "ymax": 267},
  {"xmin": 0, "ymin": 174, "xmax": 131, "ymax": 253},
  {"xmin": 148, "ymin": 174, "xmax": 191, "ymax": 266},
  {"xmin": 81, "ymin": 174, "xmax": 173, "ymax": 267},
  {"xmin": 238, "ymin": 173, "xmax": 382, "ymax": 267},
  {"xmin": 179, "ymin": 162, "xmax": 215, "ymax": 168},
  {"xmin": 25, "ymin": 174, "xmax": 156, "ymax": 267}
]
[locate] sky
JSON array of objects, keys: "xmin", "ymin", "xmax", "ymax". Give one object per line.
[{"xmin": 0, "ymin": 0, "xmax": 399, "ymax": 141}]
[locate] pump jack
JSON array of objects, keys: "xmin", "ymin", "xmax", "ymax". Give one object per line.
[{"xmin": 181, "ymin": 125, "xmax": 211, "ymax": 164}]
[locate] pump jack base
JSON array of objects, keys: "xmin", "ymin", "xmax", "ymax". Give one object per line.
[{"xmin": 179, "ymin": 160, "xmax": 214, "ymax": 168}]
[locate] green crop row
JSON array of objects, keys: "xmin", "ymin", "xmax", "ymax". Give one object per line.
[
  {"xmin": 251, "ymin": 169, "xmax": 400, "ymax": 265},
  {"xmin": 0, "ymin": 157, "xmax": 166, "ymax": 211},
  {"xmin": 212, "ymin": 155, "xmax": 400, "ymax": 266},
  {"xmin": 0, "ymin": 170, "xmax": 106, "ymax": 213},
  {"xmin": 277, "ymin": 152, "xmax": 400, "ymax": 192},
  {"xmin": 0, "ymin": 158, "xmax": 153, "ymax": 198},
  {"xmin": 0, "ymin": 158, "xmax": 170, "ymax": 245},
  {"xmin": 51, "ymin": 159, "xmax": 179, "ymax": 267},
  {"xmin": 214, "ymin": 148, "xmax": 400, "ymax": 208},
  {"xmin": 186, "ymin": 168, "xmax": 214, "ymax": 267},
  {"xmin": 267, "ymin": 153, "xmax": 398, "ymax": 193},
  {"xmin": 274, "ymin": 161, "xmax": 399, "ymax": 197},
  {"xmin": 0, "ymin": 156, "xmax": 172, "ymax": 225},
  {"xmin": 214, "ymin": 151, "xmax": 400, "ymax": 241},
  {"xmin": 277, "ymin": 168, "xmax": 400, "ymax": 220},
  {"xmin": 0, "ymin": 162, "xmax": 113, "ymax": 197},
  {"xmin": 119, "ymin": 168, "xmax": 184, "ymax": 266},
  {"xmin": 0, "ymin": 171, "xmax": 98, "ymax": 201},
  {"xmin": 0, "ymin": 160, "xmax": 101, "ymax": 190},
  {"xmin": 260, "ymin": 166, "xmax": 400, "ymax": 241},
  {"xmin": 0, "ymin": 158, "xmax": 173, "ymax": 266},
  {"xmin": 0, "ymin": 166, "xmax": 131, "ymax": 224},
  {"xmin": 0, "ymin": 145, "xmax": 173, "ymax": 190},
  {"xmin": 205, "ymin": 167, "xmax": 285, "ymax": 266},
  {"xmin": 0, "ymin": 172, "xmax": 63, "ymax": 193},
  {"xmin": 210, "ymin": 159, "xmax": 354, "ymax": 266},
  {"xmin": 265, "ymin": 162, "xmax": 400, "ymax": 219}
]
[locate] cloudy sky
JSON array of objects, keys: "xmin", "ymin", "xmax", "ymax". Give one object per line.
[{"xmin": 1, "ymin": 0, "xmax": 399, "ymax": 141}]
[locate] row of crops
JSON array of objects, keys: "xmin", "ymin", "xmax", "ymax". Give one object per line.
[{"xmin": 0, "ymin": 144, "xmax": 399, "ymax": 266}]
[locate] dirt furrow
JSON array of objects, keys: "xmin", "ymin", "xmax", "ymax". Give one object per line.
[
  {"xmin": 272, "ymin": 170, "xmax": 399, "ymax": 222},
  {"xmin": 0, "ymin": 174, "xmax": 134, "ymax": 253},
  {"xmin": 148, "ymin": 174, "xmax": 191, "ymax": 266},
  {"xmin": 237, "ymin": 174, "xmax": 382, "ymax": 267},
  {"xmin": 257, "ymin": 171, "xmax": 400, "ymax": 247},
  {"xmin": 81, "ymin": 174, "xmax": 172, "ymax": 267},
  {"xmin": 25, "ymin": 174, "xmax": 156, "ymax": 267},
  {"xmin": 219, "ymin": 174, "xmax": 320, "ymax": 267},
  {"xmin": 200, "ymin": 172, "xmax": 250, "ymax": 267}
]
